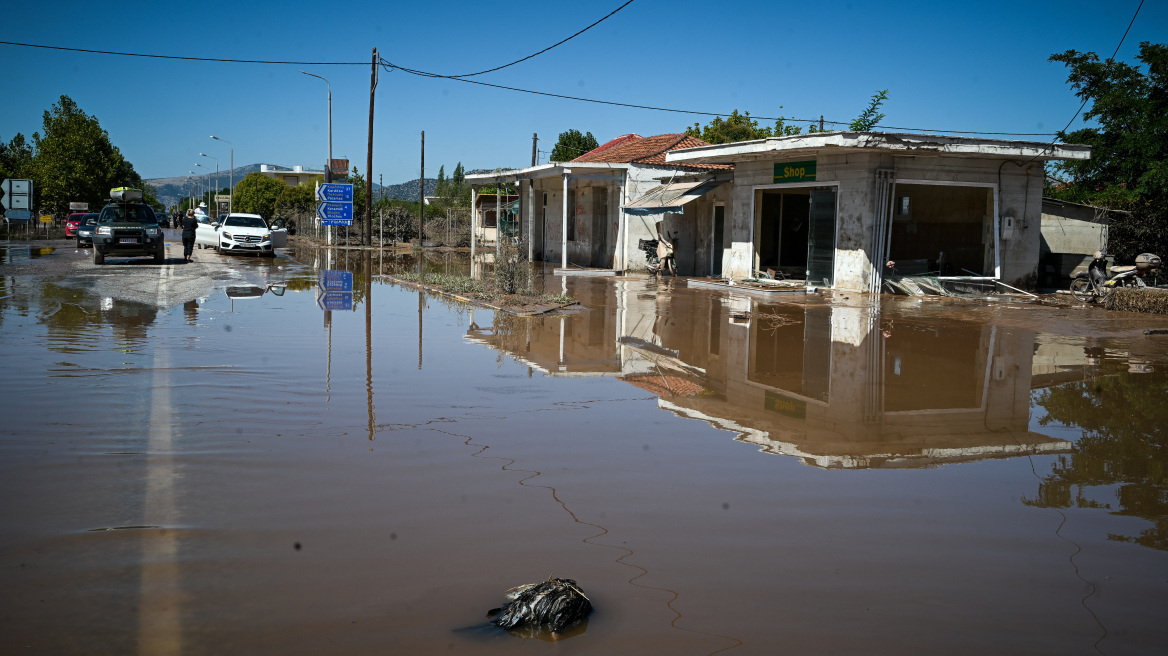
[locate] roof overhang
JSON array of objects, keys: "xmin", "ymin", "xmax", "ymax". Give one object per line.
[
  {"xmin": 665, "ymin": 131, "xmax": 1092, "ymax": 165},
  {"xmin": 466, "ymin": 162, "xmax": 631, "ymax": 184},
  {"xmin": 623, "ymin": 179, "xmax": 726, "ymax": 215}
]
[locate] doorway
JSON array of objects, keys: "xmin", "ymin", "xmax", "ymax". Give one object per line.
[
  {"xmin": 591, "ymin": 187, "xmax": 610, "ymax": 267},
  {"xmin": 712, "ymin": 204, "xmax": 725, "ymax": 276},
  {"xmin": 887, "ymin": 183, "xmax": 994, "ymax": 277}
]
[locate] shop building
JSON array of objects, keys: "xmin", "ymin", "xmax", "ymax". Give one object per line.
[{"xmin": 665, "ymin": 132, "xmax": 1091, "ymax": 292}]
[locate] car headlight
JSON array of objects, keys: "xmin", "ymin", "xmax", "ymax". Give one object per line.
[
  {"xmin": 263, "ymin": 233, "xmax": 270, "ymax": 241},
  {"xmin": 222, "ymin": 231, "xmax": 232, "ymax": 239},
  {"xmin": 146, "ymin": 228, "xmax": 159, "ymax": 236},
  {"xmin": 97, "ymin": 227, "xmax": 111, "ymax": 235}
]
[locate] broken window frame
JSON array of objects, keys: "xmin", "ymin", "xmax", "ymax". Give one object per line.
[{"xmin": 887, "ymin": 179, "xmax": 1000, "ymax": 281}]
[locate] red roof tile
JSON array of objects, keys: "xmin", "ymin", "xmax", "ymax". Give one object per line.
[
  {"xmin": 572, "ymin": 133, "xmax": 732, "ymax": 170},
  {"xmin": 578, "ymin": 133, "xmax": 642, "ymax": 159}
]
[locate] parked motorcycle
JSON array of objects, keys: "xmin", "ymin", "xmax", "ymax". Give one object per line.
[
  {"xmin": 1070, "ymin": 252, "xmax": 1161, "ymax": 302},
  {"xmin": 639, "ymin": 238, "xmax": 662, "ymax": 275}
]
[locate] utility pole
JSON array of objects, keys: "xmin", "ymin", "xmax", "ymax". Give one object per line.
[
  {"xmin": 379, "ymin": 173, "xmax": 384, "ymax": 246},
  {"xmin": 419, "ymin": 131, "xmax": 425, "ymax": 245},
  {"xmin": 531, "ymin": 133, "xmax": 538, "ymax": 167},
  {"xmin": 819, "ymin": 115, "xmax": 824, "ymax": 132},
  {"xmin": 365, "ymin": 47, "xmax": 378, "ymax": 246}
]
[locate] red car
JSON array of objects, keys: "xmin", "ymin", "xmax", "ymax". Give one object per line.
[{"xmin": 66, "ymin": 212, "xmax": 87, "ymax": 237}]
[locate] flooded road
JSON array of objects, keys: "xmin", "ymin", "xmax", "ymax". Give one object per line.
[{"xmin": 2, "ymin": 240, "xmax": 1167, "ymax": 654}]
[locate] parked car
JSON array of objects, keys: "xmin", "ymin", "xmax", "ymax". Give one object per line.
[
  {"xmin": 196, "ymin": 213, "xmax": 280, "ymax": 256},
  {"xmin": 91, "ymin": 188, "xmax": 165, "ymax": 264},
  {"xmin": 75, "ymin": 213, "xmax": 99, "ymax": 248},
  {"xmin": 65, "ymin": 212, "xmax": 87, "ymax": 237}
]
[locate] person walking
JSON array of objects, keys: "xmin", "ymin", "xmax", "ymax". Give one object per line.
[{"xmin": 181, "ymin": 209, "xmax": 198, "ymax": 262}]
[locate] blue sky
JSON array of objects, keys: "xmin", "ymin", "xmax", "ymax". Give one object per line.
[{"xmin": 1, "ymin": 0, "xmax": 1163, "ymax": 183}]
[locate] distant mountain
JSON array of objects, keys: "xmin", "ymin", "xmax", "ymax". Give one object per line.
[
  {"xmin": 146, "ymin": 164, "xmax": 265, "ymax": 209},
  {"xmin": 377, "ymin": 178, "xmax": 437, "ymax": 201}
]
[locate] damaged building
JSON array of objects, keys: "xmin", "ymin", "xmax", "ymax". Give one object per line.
[
  {"xmin": 464, "ymin": 133, "xmax": 731, "ymax": 273},
  {"xmin": 664, "ymin": 132, "xmax": 1091, "ymax": 292}
]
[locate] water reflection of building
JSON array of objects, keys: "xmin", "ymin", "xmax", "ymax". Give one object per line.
[{"xmin": 466, "ymin": 283, "xmax": 1072, "ymax": 469}]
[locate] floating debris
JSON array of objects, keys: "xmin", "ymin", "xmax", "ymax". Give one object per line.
[
  {"xmin": 488, "ymin": 578, "xmax": 592, "ymax": 633},
  {"xmin": 1105, "ymin": 287, "xmax": 1168, "ymax": 314}
]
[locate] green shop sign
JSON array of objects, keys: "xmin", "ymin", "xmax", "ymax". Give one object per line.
[{"xmin": 773, "ymin": 160, "xmax": 817, "ymax": 184}]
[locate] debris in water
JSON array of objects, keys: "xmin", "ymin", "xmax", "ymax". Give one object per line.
[{"xmin": 488, "ymin": 577, "xmax": 592, "ymax": 633}]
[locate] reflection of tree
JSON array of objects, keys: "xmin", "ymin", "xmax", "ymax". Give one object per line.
[{"xmin": 1028, "ymin": 370, "xmax": 1168, "ymax": 551}]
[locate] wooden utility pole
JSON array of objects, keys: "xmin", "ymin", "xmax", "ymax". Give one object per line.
[
  {"xmin": 365, "ymin": 47, "xmax": 378, "ymax": 246},
  {"xmin": 419, "ymin": 131, "xmax": 425, "ymax": 243},
  {"xmin": 531, "ymin": 132, "xmax": 538, "ymax": 167}
]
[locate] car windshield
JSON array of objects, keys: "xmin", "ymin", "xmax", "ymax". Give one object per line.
[
  {"xmin": 223, "ymin": 216, "xmax": 267, "ymax": 228},
  {"xmin": 99, "ymin": 204, "xmax": 156, "ymax": 224}
]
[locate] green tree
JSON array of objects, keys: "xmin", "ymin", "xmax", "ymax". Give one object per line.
[
  {"xmin": 232, "ymin": 172, "xmax": 287, "ymax": 219},
  {"xmin": 849, "ymin": 90, "xmax": 889, "ymax": 131},
  {"xmin": 434, "ymin": 164, "xmax": 447, "ymax": 198},
  {"xmin": 1045, "ymin": 42, "xmax": 1168, "ymax": 262},
  {"xmin": 27, "ymin": 95, "xmax": 141, "ymax": 215},
  {"xmin": 550, "ymin": 129, "xmax": 599, "ymax": 162},
  {"xmin": 685, "ymin": 109, "xmax": 802, "ymax": 144}
]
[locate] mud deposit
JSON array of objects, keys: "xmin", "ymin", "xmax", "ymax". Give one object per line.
[{"xmin": 2, "ymin": 244, "xmax": 1167, "ymax": 654}]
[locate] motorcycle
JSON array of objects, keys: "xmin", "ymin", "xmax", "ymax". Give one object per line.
[
  {"xmin": 1070, "ymin": 252, "xmax": 1161, "ymax": 302},
  {"xmin": 639, "ymin": 238, "xmax": 662, "ymax": 275}
]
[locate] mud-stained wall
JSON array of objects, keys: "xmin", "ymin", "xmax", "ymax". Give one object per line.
[{"xmin": 723, "ymin": 153, "xmax": 1045, "ymax": 290}]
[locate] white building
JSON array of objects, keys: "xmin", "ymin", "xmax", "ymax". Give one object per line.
[{"xmin": 260, "ymin": 164, "xmax": 325, "ymax": 187}]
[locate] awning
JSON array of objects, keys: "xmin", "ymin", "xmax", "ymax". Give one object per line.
[{"xmin": 622, "ymin": 179, "xmax": 725, "ymax": 215}]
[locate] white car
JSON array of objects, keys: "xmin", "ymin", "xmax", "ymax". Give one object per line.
[{"xmin": 195, "ymin": 213, "xmax": 287, "ymax": 256}]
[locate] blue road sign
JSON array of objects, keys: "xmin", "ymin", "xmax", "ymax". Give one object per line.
[
  {"xmin": 317, "ymin": 291, "xmax": 353, "ymax": 312},
  {"xmin": 317, "ymin": 202, "xmax": 353, "ymax": 225},
  {"xmin": 316, "ymin": 183, "xmax": 354, "ymax": 203},
  {"xmin": 318, "ymin": 269, "xmax": 354, "ymax": 292},
  {"xmin": 5, "ymin": 209, "xmax": 31, "ymax": 220}
]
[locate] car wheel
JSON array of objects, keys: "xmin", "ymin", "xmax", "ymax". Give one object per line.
[
  {"xmin": 93, "ymin": 248, "xmax": 105, "ymax": 265},
  {"xmin": 76, "ymin": 239, "xmax": 83, "ymax": 249}
]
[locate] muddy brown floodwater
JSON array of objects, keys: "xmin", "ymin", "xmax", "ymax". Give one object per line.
[{"xmin": 2, "ymin": 243, "xmax": 1168, "ymax": 655}]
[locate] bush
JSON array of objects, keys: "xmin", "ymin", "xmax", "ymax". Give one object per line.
[{"xmin": 1104, "ymin": 287, "xmax": 1168, "ymax": 314}]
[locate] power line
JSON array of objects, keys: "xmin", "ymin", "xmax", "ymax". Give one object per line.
[
  {"xmin": 400, "ymin": 0, "xmax": 636, "ymax": 78},
  {"xmin": 0, "ymin": 40, "xmax": 367, "ymax": 65},
  {"xmin": 383, "ymin": 60, "xmax": 1058, "ymax": 137}
]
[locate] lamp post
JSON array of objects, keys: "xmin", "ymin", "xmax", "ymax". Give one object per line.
[
  {"xmin": 300, "ymin": 70, "xmax": 333, "ymax": 245},
  {"xmin": 189, "ymin": 171, "xmax": 198, "ymax": 211},
  {"xmin": 196, "ymin": 163, "xmax": 210, "ymax": 212},
  {"xmin": 200, "ymin": 153, "xmax": 219, "ymax": 219},
  {"xmin": 210, "ymin": 135, "xmax": 233, "ymax": 214}
]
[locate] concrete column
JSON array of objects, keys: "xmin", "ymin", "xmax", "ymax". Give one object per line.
[
  {"xmin": 561, "ymin": 172, "xmax": 569, "ymax": 269},
  {"xmin": 469, "ymin": 186, "xmax": 477, "ymax": 277},
  {"xmin": 526, "ymin": 179, "xmax": 534, "ymax": 263},
  {"xmin": 496, "ymin": 184, "xmax": 502, "ymax": 260},
  {"xmin": 619, "ymin": 175, "xmax": 628, "ymax": 271}
]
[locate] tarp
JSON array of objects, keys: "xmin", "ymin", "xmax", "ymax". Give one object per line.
[{"xmin": 622, "ymin": 179, "xmax": 725, "ymax": 215}]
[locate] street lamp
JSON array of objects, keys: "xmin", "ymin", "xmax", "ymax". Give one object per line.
[
  {"xmin": 210, "ymin": 135, "xmax": 233, "ymax": 214},
  {"xmin": 200, "ymin": 153, "xmax": 219, "ymax": 219},
  {"xmin": 196, "ymin": 163, "xmax": 211, "ymax": 214},
  {"xmin": 299, "ymin": 70, "xmax": 332, "ymax": 183},
  {"xmin": 189, "ymin": 171, "xmax": 198, "ymax": 211}
]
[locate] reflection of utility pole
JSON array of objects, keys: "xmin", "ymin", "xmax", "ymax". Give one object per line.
[
  {"xmin": 365, "ymin": 251, "xmax": 375, "ymax": 440},
  {"xmin": 418, "ymin": 290, "xmax": 424, "ymax": 370}
]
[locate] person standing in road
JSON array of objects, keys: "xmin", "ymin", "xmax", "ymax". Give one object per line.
[{"xmin": 181, "ymin": 209, "xmax": 198, "ymax": 262}]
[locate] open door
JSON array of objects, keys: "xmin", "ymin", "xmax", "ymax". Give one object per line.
[{"xmin": 806, "ymin": 188, "xmax": 837, "ymax": 287}]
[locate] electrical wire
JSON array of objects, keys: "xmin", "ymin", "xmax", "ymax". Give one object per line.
[
  {"xmin": 0, "ymin": 40, "xmax": 367, "ymax": 64},
  {"xmin": 399, "ymin": 0, "xmax": 636, "ymax": 78},
  {"xmin": 381, "ymin": 59, "xmax": 1056, "ymax": 137}
]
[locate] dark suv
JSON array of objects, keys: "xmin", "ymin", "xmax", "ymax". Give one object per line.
[{"xmin": 92, "ymin": 196, "xmax": 165, "ymax": 264}]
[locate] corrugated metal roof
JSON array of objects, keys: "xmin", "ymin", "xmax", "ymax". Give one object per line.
[{"xmin": 622, "ymin": 179, "xmax": 725, "ymax": 214}]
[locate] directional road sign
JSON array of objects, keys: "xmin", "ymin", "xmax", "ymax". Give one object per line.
[
  {"xmin": 4, "ymin": 209, "xmax": 31, "ymax": 220},
  {"xmin": 317, "ymin": 201, "xmax": 353, "ymax": 225},
  {"xmin": 1, "ymin": 179, "xmax": 33, "ymax": 211},
  {"xmin": 316, "ymin": 183, "xmax": 354, "ymax": 203},
  {"xmin": 317, "ymin": 269, "xmax": 354, "ymax": 292},
  {"xmin": 317, "ymin": 290, "xmax": 353, "ymax": 312}
]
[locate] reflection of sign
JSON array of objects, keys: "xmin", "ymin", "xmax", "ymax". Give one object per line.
[
  {"xmin": 317, "ymin": 290, "xmax": 353, "ymax": 311},
  {"xmin": 69, "ymin": 202, "xmax": 88, "ymax": 210},
  {"xmin": 318, "ymin": 270, "xmax": 353, "ymax": 292},
  {"xmin": 38, "ymin": 215, "xmax": 53, "ymax": 223},
  {"xmin": 316, "ymin": 184, "xmax": 354, "ymax": 203},
  {"xmin": 318, "ymin": 202, "xmax": 353, "ymax": 225},
  {"xmin": 764, "ymin": 391, "xmax": 806, "ymax": 419},
  {"xmin": 773, "ymin": 160, "xmax": 817, "ymax": 184}
]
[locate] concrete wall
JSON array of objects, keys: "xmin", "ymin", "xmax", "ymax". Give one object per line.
[
  {"xmin": 1040, "ymin": 199, "xmax": 1108, "ymax": 256},
  {"xmin": 723, "ymin": 153, "xmax": 1045, "ymax": 290}
]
